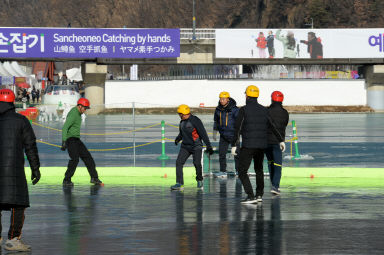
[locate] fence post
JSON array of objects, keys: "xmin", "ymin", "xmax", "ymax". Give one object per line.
[
  {"xmin": 132, "ymin": 102, "xmax": 136, "ymax": 167},
  {"xmin": 202, "ymin": 148, "xmax": 210, "ymax": 176},
  {"xmin": 158, "ymin": 120, "xmax": 170, "ymax": 160},
  {"xmin": 291, "ymin": 120, "xmax": 301, "ymax": 159}
]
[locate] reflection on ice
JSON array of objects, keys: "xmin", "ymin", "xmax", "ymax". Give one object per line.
[{"xmin": 284, "ymin": 154, "xmax": 314, "ymax": 160}]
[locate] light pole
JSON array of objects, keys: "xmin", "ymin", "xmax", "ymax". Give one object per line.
[
  {"xmin": 305, "ymin": 18, "xmax": 314, "ymax": 29},
  {"xmin": 122, "ymin": 26, "xmax": 127, "ymax": 79},
  {"xmin": 192, "ymin": 0, "xmax": 196, "ymax": 40}
]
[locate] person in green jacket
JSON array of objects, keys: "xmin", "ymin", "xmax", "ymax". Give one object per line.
[
  {"xmin": 276, "ymin": 29, "xmax": 297, "ymax": 58},
  {"xmin": 61, "ymin": 98, "xmax": 102, "ymax": 186}
]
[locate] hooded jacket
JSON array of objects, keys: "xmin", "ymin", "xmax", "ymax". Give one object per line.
[
  {"xmin": 232, "ymin": 97, "xmax": 283, "ymax": 149},
  {"xmin": 256, "ymin": 36, "xmax": 267, "ymax": 49},
  {"xmin": 276, "ymin": 29, "xmax": 297, "ymax": 58},
  {"xmin": 267, "ymin": 102, "xmax": 289, "ymax": 144},
  {"xmin": 0, "ymin": 102, "xmax": 40, "ymax": 208},
  {"xmin": 213, "ymin": 98, "xmax": 239, "ymax": 139}
]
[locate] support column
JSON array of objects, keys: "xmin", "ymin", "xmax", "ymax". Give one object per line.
[
  {"xmin": 364, "ymin": 65, "xmax": 384, "ymax": 112},
  {"xmin": 177, "ymin": 39, "xmax": 214, "ymax": 64},
  {"xmin": 81, "ymin": 63, "xmax": 107, "ymax": 114}
]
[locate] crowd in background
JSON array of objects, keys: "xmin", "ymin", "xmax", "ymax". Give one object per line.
[{"xmin": 16, "ymin": 86, "xmax": 41, "ymax": 104}]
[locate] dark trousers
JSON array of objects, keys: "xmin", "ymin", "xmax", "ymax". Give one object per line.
[
  {"xmin": 219, "ymin": 136, "xmax": 239, "ymax": 172},
  {"xmin": 268, "ymin": 46, "xmax": 275, "ymax": 57},
  {"xmin": 238, "ymin": 147, "xmax": 265, "ymax": 197},
  {"xmin": 176, "ymin": 146, "xmax": 203, "ymax": 185},
  {"xmin": 64, "ymin": 138, "xmax": 98, "ymax": 180},
  {"xmin": 0, "ymin": 207, "xmax": 25, "ymax": 239},
  {"xmin": 265, "ymin": 144, "xmax": 282, "ymax": 189}
]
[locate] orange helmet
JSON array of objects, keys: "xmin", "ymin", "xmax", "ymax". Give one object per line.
[
  {"xmin": 0, "ymin": 89, "xmax": 15, "ymax": 103},
  {"xmin": 77, "ymin": 98, "xmax": 90, "ymax": 109}
]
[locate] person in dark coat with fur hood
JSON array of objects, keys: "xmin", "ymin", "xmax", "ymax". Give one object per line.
[
  {"xmin": 0, "ymin": 89, "xmax": 40, "ymax": 252},
  {"xmin": 213, "ymin": 91, "xmax": 240, "ymax": 177}
]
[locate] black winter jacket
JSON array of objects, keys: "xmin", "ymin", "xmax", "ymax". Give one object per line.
[
  {"xmin": 302, "ymin": 37, "xmax": 323, "ymax": 59},
  {"xmin": 267, "ymin": 34, "xmax": 274, "ymax": 49},
  {"xmin": 0, "ymin": 102, "xmax": 40, "ymax": 208},
  {"xmin": 213, "ymin": 98, "xmax": 239, "ymax": 139},
  {"xmin": 232, "ymin": 98, "xmax": 283, "ymax": 149},
  {"xmin": 176, "ymin": 115, "xmax": 212, "ymax": 150},
  {"xmin": 267, "ymin": 102, "xmax": 289, "ymax": 144}
]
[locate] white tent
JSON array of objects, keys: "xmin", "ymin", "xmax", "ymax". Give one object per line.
[
  {"xmin": 3, "ymin": 62, "xmax": 18, "ymax": 77},
  {"xmin": 0, "ymin": 63, "xmax": 12, "ymax": 76},
  {"xmin": 0, "ymin": 61, "xmax": 37, "ymax": 86},
  {"xmin": 11, "ymin": 61, "xmax": 28, "ymax": 77},
  {"xmin": 0, "ymin": 61, "xmax": 30, "ymax": 77}
]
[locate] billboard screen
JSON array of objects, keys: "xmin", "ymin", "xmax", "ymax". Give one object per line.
[
  {"xmin": 0, "ymin": 28, "xmax": 180, "ymax": 59},
  {"xmin": 216, "ymin": 28, "xmax": 384, "ymax": 59}
]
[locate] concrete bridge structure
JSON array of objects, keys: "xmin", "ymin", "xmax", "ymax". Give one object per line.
[
  {"xmin": 1, "ymin": 29, "xmax": 384, "ymax": 113},
  {"xmin": 78, "ymin": 29, "xmax": 384, "ymax": 113}
]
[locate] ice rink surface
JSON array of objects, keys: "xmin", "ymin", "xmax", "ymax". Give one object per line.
[
  {"xmin": 2, "ymin": 178, "xmax": 382, "ymax": 254},
  {"xmin": 3, "ymin": 113, "xmax": 382, "ymax": 254}
]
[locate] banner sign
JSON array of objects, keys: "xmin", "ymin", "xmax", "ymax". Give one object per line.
[
  {"xmin": 216, "ymin": 29, "xmax": 384, "ymax": 59},
  {"xmin": 0, "ymin": 76, "xmax": 14, "ymax": 85},
  {"xmin": 0, "ymin": 28, "xmax": 180, "ymax": 59},
  {"xmin": 15, "ymin": 77, "xmax": 26, "ymax": 84}
]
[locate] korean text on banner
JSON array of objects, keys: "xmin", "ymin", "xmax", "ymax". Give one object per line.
[{"xmin": 0, "ymin": 28, "xmax": 180, "ymax": 59}]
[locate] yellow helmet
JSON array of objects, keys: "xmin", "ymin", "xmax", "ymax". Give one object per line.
[
  {"xmin": 219, "ymin": 91, "xmax": 230, "ymax": 98},
  {"xmin": 245, "ymin": 85, "xmax": 259, "ymax": 98},
  {"xmin": 177, "ymin": 104, "xmax": 190, "ymax": 115}
]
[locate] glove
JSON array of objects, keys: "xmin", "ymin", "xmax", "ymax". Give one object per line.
[
  {"xmin": 231, "ymin": 147, "xmax": 237, "ymax": 156},
  {"xmin": 213, "ymin": 130, "xmax": 217, "ymax": 141},
  {"xmin": 300, "ymin": 40, "xmax": 305, "ymax": 43},
  {"xmin": 61, "ymin": 140, "xmax": 67, "ymax": 151},
  {"xmin": 280, "ymin": 142, "xmax": 286, "ymax": 152},
  {"xmin": 174, "ymin": 138, "xmax": 181, "ymax": 146},
  {"xmin": 31, "ymin": 169, "xmax": 41, "ymax": 185},
  {"xmin": 206, "ymin": 147, "xmax": 214, "ymax": 155}
]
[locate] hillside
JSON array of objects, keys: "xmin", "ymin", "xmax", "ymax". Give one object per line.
[{"xmin": 0, "ymin": 0, "xmax": 383, "ymax": 29}]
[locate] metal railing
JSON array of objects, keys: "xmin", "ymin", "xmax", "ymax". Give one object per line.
[
  {"xmin": 137, "ymin": 73, "xmax": 240, "ymax": 80},
  {"xmin": 180, "ymin": 28, "xmax": 215, "ymax": 40}
]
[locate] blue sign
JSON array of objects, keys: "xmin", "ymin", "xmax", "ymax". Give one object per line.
[
  {"xmin": 0, "ymin": 76, "xmax": 14, "ymax": 85},
  {"xmin": 0, "ymin": 28, "xmax": 180, "ymax": 59}
]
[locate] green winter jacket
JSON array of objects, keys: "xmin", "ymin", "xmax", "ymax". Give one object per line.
[
  {"xmin": 276, "ymin": 29, "xmax": 297, "ymax": 58},
  {"xmin": 62, "ymin": 107, "xmax": 82, "ymax": 141}
]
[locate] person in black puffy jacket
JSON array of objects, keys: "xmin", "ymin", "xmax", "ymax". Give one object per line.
[
  {"xmin": 213, "ymin": 91, "xmax": 239, "ymax": 177},
  {"xmin": 231, "ymin": 85, "xmax": 284, "ymax": 204},
  {"xmin": 266, "ymin": 91, "xmax": 289, "ymax": 195},
  {"xmin": 300, "ymin": 32, "xmax": 323, "ymax": 59},
  {"xmin": 171, "ymin": 104, "xmax": 213, "ymax": 191},
  {"xmin": 0, "ymin": 89, "xmax": 40, "ymax": 252}
]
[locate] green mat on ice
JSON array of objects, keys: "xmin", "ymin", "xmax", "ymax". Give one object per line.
[{"xmin": 24, "ymin": 167, "xmax": 384, "ymax": 187}]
